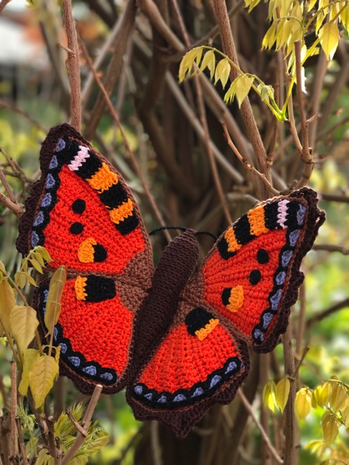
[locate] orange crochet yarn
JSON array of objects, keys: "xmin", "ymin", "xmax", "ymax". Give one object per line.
[{"xmin": 16, "ymin": 123, "xmax": 325, "ymax": 438}]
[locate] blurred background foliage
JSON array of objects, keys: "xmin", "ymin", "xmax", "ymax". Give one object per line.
[{"xmin": 0, "ymin": 0, "xmax": 348, "ymax": 464}]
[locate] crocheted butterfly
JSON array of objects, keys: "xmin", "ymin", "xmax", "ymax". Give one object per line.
[{"xmin": 17, "ymin": 124, "xmax": 325, "ymax": 438}]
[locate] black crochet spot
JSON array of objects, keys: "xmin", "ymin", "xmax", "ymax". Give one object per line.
[
  {"xmin": 249, "ymin": 270, "xmax": 261, "ymax": 285},
  {"xmin": 70, "ymin": 222, "xmax": 84, "ymax": 234}
]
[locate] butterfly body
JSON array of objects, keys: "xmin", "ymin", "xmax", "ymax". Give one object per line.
[{"xmin": 17, "ymin": 124, "xmax": 325, "ymax": 437}]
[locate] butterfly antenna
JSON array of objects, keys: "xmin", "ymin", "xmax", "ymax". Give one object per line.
[
  {"xmin": 195, "ymin": 231, "xmax": 218, "ymax": 241},
  {"xmin": 149, "ymin": 226, "xmax": 187, "ymax": 236}
]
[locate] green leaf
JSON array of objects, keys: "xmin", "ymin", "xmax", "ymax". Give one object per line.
[
  {"xmin": 275, "ymin": 378, "xmax": 290, "ymax": 412},
  {"xmin": 200, "ymin": 50, "xmax": 216, "ymax": 80},
  {"xmin": 319, "ymin": 22, "xmax": 339, "ymax": 60},
  {"xmin": 178, "ymin": 47, "xmax": 203, "ymax": 82},
  {"xmin": 28, "ymin": 353, "xmax": 59, "ymax": 408},
  {"xmin": 0, "ymin": 279, "xmax": 16, "ymax": 335},
  {"xmin": 44, "ymin": 266, "xmax": 66, "ymax": 337},
  {"xmin": 10, "ymin": 305, "xmax": 39, "ymax": 358},
  {"xmin": 295, "ymin": 388, "xmax": 312, "ymax": 420},
  {"xmin": 321, "ymin": 411, "xmax": 339, "ymax": 446},
  {"xmin": 214, "ymin": 58, "xmax": 231, "ymax": 89},
  {"xmin": 18, "ymin": 348, "xmax": 40, "ymax": 396},
  {"xmin": 257, "ymin": 83, "xmax": 275, "ymax": 104}
]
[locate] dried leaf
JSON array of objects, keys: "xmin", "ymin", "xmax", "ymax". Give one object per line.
[
  {"xmin": 28, "ymin": 353, "xmax": 59, "ymax": 408},
  {"xmin": 44, "ymin": 266, "xmax": 66, "ymax": 336},
  {"xmin": 10, "ymin": 305, "xmax": 39, "ymax": 358},
  {"xmin": 275, "ymin": 378, "xmax": 290, "ymax": 412}
]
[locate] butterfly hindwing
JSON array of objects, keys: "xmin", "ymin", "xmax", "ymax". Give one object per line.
[
  {"xmin": 198, "ymin": 188, "xmax": 325, "ymax": 353},
  {"xmin": 17, "ymin": 124, "xmax": 153, "ymax": 393},
  {"xmin": 127, "ymin": 298, "xmax": 249, "ymax": 438}
]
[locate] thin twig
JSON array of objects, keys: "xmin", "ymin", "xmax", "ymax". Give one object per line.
[
  {"xmin": 320, "ymin": 193, "xmax": 349, "ymax": 203},
  {"xmin": 0, "ymin": 101, "xmax": 46, "ymax": 132},
  {"xmin": 10, "ymin": 362, "xmax": 18, "ymax": 458},
  {"xmin": 312, "ymin": 244, "xmax": 349, "ymax": 255},
  {"xmin": 238, "ymin": 389, "xmax": 283, "ymax": 464},
  {"xmin": 66, "ymin": 408, "xmax": 87, "ymax": 436},
  {"xmin": 283, "ymin": 325, "xmax": 297, "ymax": 465},
  {"xmin": 0, "ymin": 0, "xmax": 11, "ymax": 13},
  {"xmin": 62, "ymin": 0, "xmax": 81, "ymax": 132},
  {"xmin": 306, "ymin": 297, "xmax": 349, "ymax": 328},
  {"xmin": 16, "ymin": 418, "xmax": 29, "ymax": 465},
  {"xmin": 79, "ymin": 34, "xmax": 172, "ymax": 242},
  {"xmin": 294, "ymin": 41, "xmax": 314, "ymax": 188},
  {"xmin": 61, "ymin": 384, "xmax": 103, "ymax": 465},
  {"xmin": 221, "ymin": 123, "xmax": 280, "ymax": 196},
  {"xmin": 170, "ymin": 0, "xmax": 232, "ymax": 224},
  {"xmin": 212, "ymin": 0, "xmax": 271, "ymax": 194}
]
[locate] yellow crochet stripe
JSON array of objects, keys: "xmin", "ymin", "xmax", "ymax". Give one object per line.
[
  {"xmin": 87, "ymin": 162, "xmax": 119, "ymax": 192},
  {"xmin": 227, "ymin": 285, "xmax": 244, "ymax": 313},
  {"xmin": 248, "ymin": 205, "xmax": 269, "ymax": 236},
  {"xmin": 78, "ymin": 238, "xmax": 97, "ymax": 263},
  {"xmin": 195, "ymin": 318, "xmax": 220, "ymax": 341},
  {"xmin": 109, "ymin": 198, "xmax": 134, "ymax": 225},
  {"xmin": 75, "ymin": 276, "xmax": 87, "ymax": 301},
  {"xmin": 225, "ymin": 227, "xmax": 242, "ymax": 253}
]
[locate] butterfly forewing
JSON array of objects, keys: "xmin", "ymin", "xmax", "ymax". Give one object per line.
[
  {"xmin": 17, "ymin": 124, "xmax": 153, "ymax": 393},
  {"xmin": 198, "ymin": 188, "xmax": 325, "ymax": 353}
]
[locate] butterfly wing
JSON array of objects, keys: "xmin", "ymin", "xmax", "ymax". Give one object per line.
[
  {"xmin": 126, "ymin": 298, "xmax": 249, "ymax": 438},
  {"xmin": 198, "ymin": 188, "xmax": 325, "ymax": 353},
  {"xmin": 126, "ymin": 188, "xmax": 324, "ymax": 437},
  {"xmin": 17, "ymin": 124, "xmax": 153, "ymax": 393}
]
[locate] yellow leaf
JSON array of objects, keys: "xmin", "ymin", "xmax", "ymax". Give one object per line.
[
  {"xmin": 276, "ymin": 378, "xmax": 291, "ymax": 412},
  {"xmin": 308, "ymin": 0, "xmax": 318, "ymax": 11},
  {"xmin": 263, "ymin": 380, "xmax": 276, "ymax": 412},
  {"xmin": 244, "ymin": 0, "xmax": 261, "ymax": 13},
  {"xmin": 314, "ymin": 382, "xmax": 331, "ymax": 407},
  {"xmin": 262, "ymin": 22, "xmax": 277, "ymax": 50},
  {"xmin": 321, "ymin": 411, "xmax": 339, "ymax": 446},
  {"xmin": 341, "ymin": 2, "xmax": 349, "ymax": 30},
  {"xmin": 0, "ymin": 279, "xmax": 16, "ymax": 336},
  {"xmin": 319, "ymin": 22, "xmax": 339, "ymax": 60},
  {"xmin": 295, "ymin": 388, "xmax": 312, "ymax": 420},
  {"xmin": 214, "ymin": 58, "xmax": 231, "ymax": 89},
  {"xmin": 237, "ymin": 74, "xmax": 254, "ymax": 108},
  {"xmin": 305, "ymin": 439, "xmax": 327, "ymax": 455},
  {"xmin": 0, "ymin": 261, "xmax": 6, "ymax": 273},
  {"xmin": 44, "ymin": 267, "xmax": 66, "ymax": 337},
  {"xmin": 10, "ymin": 305, "xmax": 39, "ymax": 358},
  {"xmin": 178, "ymin": 47, "xmax": 203, "ymax": 82},
  {"xmin": 18, "ymin": 348, "xmax": 40, "ymax": 396},
  {"xmin": 28, "ymin": 353, "xmax": 59, "ymax": 408},
  {"xmin": 30, "ymin": 258, "xmax": 43, "ymax": 274},
  {"xmin": 33, "ymin": 252, "xmax": 45, "ymax": 267},
  {"xmin": 200, "ymin": 50, "xmax": 216, "ymax": 80},
  {"xmin": 329, "ymin": 383, "xmax": 348, "ymax": 412},
  {"xmin": 257, "ymin": 83, "xmax": 275, "ymax": 103},
  {"xmin": 279, "ymin": 0, "xmax": 293, "ymax": 17},
  {"xmin": 35, "ymin": 246, "xmax": 52, "ymax": 263}
]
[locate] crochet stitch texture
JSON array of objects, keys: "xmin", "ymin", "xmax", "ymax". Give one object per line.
[{"xmin": 17, "ymin": 124, "xmax": 325, "ymax": 437}]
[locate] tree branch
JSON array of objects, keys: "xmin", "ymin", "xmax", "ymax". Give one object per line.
[
  {"xmin": 61, "ymin": 384, "xmax": 103, "ymax": 465},
  {"xmin": 62, "ymin": 0, "xmax": 81, "ymax": 131},
  {"xmin": 306, "ymin": 298, "xmax": 349, "ymax": 328}
]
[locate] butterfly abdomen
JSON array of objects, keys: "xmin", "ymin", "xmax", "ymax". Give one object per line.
[{"xmin": 130, "ymin": 229, "xmax": 199, "ymax": 379}]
